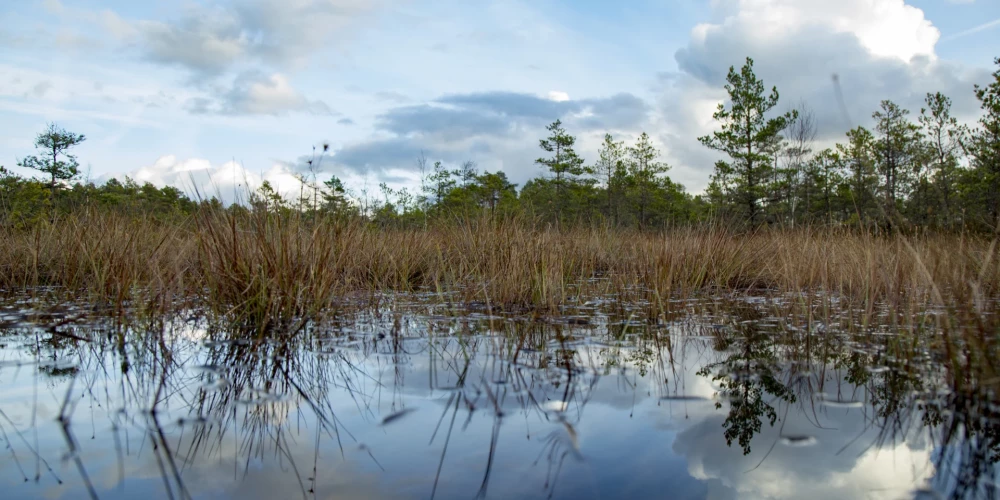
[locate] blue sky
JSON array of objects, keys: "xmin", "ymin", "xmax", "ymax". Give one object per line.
[{"xmin": 1, "ymin": 0, "xmax": 998, "ymax": 200}]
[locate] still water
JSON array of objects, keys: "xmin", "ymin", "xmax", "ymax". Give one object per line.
[{"xmin": 0, "ymin": 297, "xmax": 997, "ymax": 499}]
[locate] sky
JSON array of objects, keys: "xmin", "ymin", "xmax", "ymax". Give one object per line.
[{"xmin": 1, "ymin": 0, "xmax": 999, "ymax": 202}]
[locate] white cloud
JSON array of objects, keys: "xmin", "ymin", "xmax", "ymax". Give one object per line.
[
  {"xmin": 28, "ymin": 0, "xmax": 393, "ymax": 84},
  {"xmin": 138, "ymin": 8, "xmax": 249, "ymax": 76},
  {"xmin": 189, "ymin": 71, "xmax": 333, "ymax": 116},
  {"xmin": 232, "ymin": 0, "xmax": 387, "ymax": 67},
  {"xmin": 111, "ymin": 0, "xmax": 391, "ymax": 76},
  {"xmin": 125, "ymin": 155, "xmax": 310, "ymax": 204},
  {"xmin": 547, "ymin": 90, "xmax": 570, "ymax": 102},
  {"xmin": 695, "ymin": 0, "xmax": 939, "ymax": 63}
]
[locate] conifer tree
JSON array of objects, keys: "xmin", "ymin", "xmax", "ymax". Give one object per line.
[
  {"xmin": 536, "ymin": 119, "xmax": 585, "ymax": 225},
  {"xmin": 919, "ymin": 92, "xmax": 964, "ymax": 228},
  {"xmin": 968, "ymin": 58, "xmax": 1000, "ymax": 227},
  {"xmin": 627, "ymin": 132, "xmax": 670, "ymax": 228},
  {"xmin": 837, "ymin": 126, "xmax": 878, "ymax": 225},
  {"xmin": 594, "ymin": 133, "xmax": 626, "ymax": 224},
  {"xmin": 872, "ymin": 100, "xmax": 922, "ymax": 226},
  {"xmin": 699, "ymin": 57, "xmax": 796, "ymax": 225},
  {"xmin": 18, "ymin": 123, "xmax": 86, "ymax": 199}
]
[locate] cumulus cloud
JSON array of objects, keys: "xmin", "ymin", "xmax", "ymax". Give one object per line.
[
  {"xmin": 124, "ymin": 155, "xmax": 309, "ymax": 204},
  {"xmin": 119, "ymin": 151, "xmax": 408, "ymax": 206},
  {"xmin": 125, "ymin": 0, "xmax": 386, "ymax": 77},
  {"xmin": 187, "ymin": 71, "xmax": 333, "ymax": 116},
  {"xmin": 547, "ymin": 90, "xmax": 570, "ymax": 102},
  {"xmin": 138, "ymin": 7, "xmax": 248, "ymax": 76},
  {"xmin": 689, "ymin": 0, "xmax": 940, "ymax": 63},
  {"xmin": 232, "ymin": 0, "xmax": 384, "ymax": 66}
]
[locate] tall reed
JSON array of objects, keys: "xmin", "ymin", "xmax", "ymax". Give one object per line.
[{"xmin": 1, "ymin": 209, "xmax": 997, "ymax": 332}]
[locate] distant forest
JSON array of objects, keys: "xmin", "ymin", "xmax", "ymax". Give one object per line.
[{"xmin": 3, "ymin": 56, "xmax": 1000, "ymax": 232}]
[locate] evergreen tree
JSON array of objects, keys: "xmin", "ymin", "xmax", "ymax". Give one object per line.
[
  {"xmin": 837, "ymin": 126, "xmax": 879, "ymax": 226},
  {"xmin": 428, "ymin": 161, "xmax": 457, "ymax": 207},
  {"xmin": 18, "ymin": 123, "xmax": 86, "ymax": 199},
  {"xmin": 627, "ymin": 132, "xmax": 670, "ymax": 228},
  {"xmin": 322, "ymin": 175, "xmax": 353, "ymax": 217},
  {"xmin": 918, "ymin": 92, "xmax": 965, "ymax": 228},
  {"xmin": 699, "ymin": 57, "xmax": 797, "ymax": 225},
  {"xmin": 967, "ymin": 58, "xmax": 1000, "ymax": 229},
  {"xmin": 594, "ymin": 133, "xmax": 627, "ymax": 224},
  {"xmin": 472, "ymin": 171, "xmax": 517, "ymax": 217},
  {"xmin": 809, "ymin": 149, "xmax": 844, "ymax": 224},
  {"xmin": 872, "ymin": 100, "xmax": 923, "ymax": 227},
  {"xmin": 459, "ymin": 160, "xmax": 478, "ymax": 187},
  {"xmin": 535, "ymin": 120, "xmax": 585, "ymax": 225}
]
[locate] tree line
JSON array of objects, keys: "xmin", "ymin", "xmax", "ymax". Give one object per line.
[
  {"xmin": 698, "ymin": 57, "xmax": 1000, "ymax": 232},
  {"xmin": 3, "ymin": 56, "xmax": 999, "ymax": 231}
]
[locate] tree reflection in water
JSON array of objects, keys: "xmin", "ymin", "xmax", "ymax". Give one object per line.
[{"xmin": 0, "ymin": 298, "xmax": 998, "ymax": 499}]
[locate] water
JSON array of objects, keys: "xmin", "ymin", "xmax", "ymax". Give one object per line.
[{"xmin": 0, "ymin": 298, "xmax": 997, "ymax": 499}]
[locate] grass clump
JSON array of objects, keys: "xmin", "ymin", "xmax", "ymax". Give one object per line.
[{"xmin": 0, "ymin": 208, "xmax": 998, "ymax": 333}]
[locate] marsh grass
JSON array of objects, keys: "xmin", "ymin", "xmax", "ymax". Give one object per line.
[{"xmin": 1, "ymin": 208, "xmax": 998, "ymax": 335}]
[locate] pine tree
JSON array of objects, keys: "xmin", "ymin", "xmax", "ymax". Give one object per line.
[
  {"xmin": 322, "ymin": 175, "xmax": 351, "ymax": 216},
  {"xmin": 428, "ymin": 161, "xmax": 457, "ymax": 207},
  {"xmin": 594, "ymin": 133, "xmax": 626, "ymax": 225},
  {"xmin": 699, "ymin": 57, "xmax": 796, "ymax": 225},
  {"xmin": 872, "ymin": 100, "xmax": 923, "ymax": 227},
  {"xmin": 837, "ymin": 126, "xmax": 878, "ymax": 225},
  {"xmin": 535, "ymin": 120, "xmax": 585, "ymax": 225},
  {"xmin": 17, "ymin": 123, "xmax": 86, "ymax": 199},
  {"xmin": 809, "ymin": 149, "xmax": 843, "ymax": 224},
  {"xmin": 919, "ymin": 92, "xmax": 965, "ymax": 228},
  {"xmin": 627, "ymin": 132, "xmax": 670, "ymax": 228},
  {"xmin": 968, "ymin": 58, "xmax": 1000, "ymax": 228},
  {"xmin": 473, "ymin": 171, "xmax": 517, "ymax": 216},
  {"xmin": 459, "ymin": 160, "xmax": 478, "ymax": 187}
]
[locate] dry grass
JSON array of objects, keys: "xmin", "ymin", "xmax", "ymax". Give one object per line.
[{"xmin": 0, "ymin": 209, "xmax": 998, "ymax": 331}]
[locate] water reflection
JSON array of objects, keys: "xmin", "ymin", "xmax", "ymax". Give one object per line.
[{"xmin": 0, "ymin": 300, "xmax": 998, "ymax": 499}]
